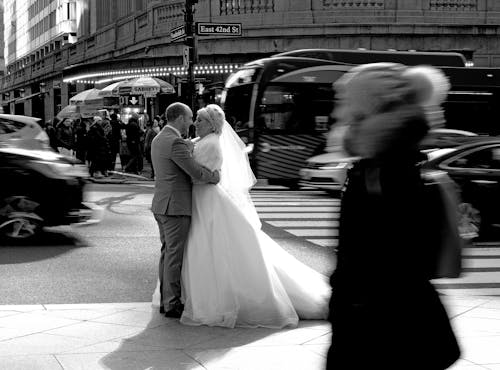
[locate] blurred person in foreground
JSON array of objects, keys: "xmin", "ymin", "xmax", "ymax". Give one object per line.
[{"xmin": 326, "ymin": 63, "xmax": 460, "ymax": 369}]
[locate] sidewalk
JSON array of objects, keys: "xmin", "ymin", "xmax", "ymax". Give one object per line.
[{"xmin": 0, "ymin": 295, "xmax": 499, "ymax": 369}]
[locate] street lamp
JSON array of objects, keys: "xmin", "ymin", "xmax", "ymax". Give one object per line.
[{"xmin": 39, "ymin": 83, "xmax": 46, "ymax": 125}]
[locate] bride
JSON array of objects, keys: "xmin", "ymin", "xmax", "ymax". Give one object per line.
[{"xmin": 153, "ymin": 104, "xmax": 331, "ymax": 329}]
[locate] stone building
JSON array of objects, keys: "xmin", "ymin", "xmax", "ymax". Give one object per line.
[{"xmin": 2, "ymin": 0, "xmax": 500, "ymax": 123}]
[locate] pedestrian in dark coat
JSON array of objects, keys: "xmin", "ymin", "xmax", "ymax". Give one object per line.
[
  {"xmin": 326, "ymin": 63, "xmax": 460, "ymax": 370},
  {"xmin": 86, "ymin": 116, "xmax": 110, "ymax": 178},
  {"xmin": 108, "ymin": 113, "xmax": 123, "ymax": 171},
  {"xmin": 74, "ymin": 119, "xmax": 88, "ymax": 163},
  {"xmin": 44, "ymin": 120, "xmax": 59, "ymax": 152},
  {"xmin": 143, "ymin": 119, "xmax": 159, "ymax": 179},
  {"xmin": 124, "ymin": 113, "xmax": 142, "ymax": 174},
  {"xmin": 55, "ymin": 118, "xmax": 74, "ymax": 156}
]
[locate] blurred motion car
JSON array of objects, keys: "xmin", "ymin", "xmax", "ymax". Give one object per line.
[
  {"xmin": 0, "ymin": 146, "xmax": 95, "ymax": 241},
  {"xmin": 299, "ymin": 128, "xmax": 484, "ymax": 192},
  {"xmin": 0, "ymin": 114, "xmax": 50, "ymax": 150},
  {"xmin": 422, "ymin": 139, "xmax": 500, "ymax": 239}
]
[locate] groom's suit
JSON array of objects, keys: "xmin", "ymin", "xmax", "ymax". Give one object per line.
[{"xmin": 151, "ymin": 125, "xmax": 218, "ymax": 312}]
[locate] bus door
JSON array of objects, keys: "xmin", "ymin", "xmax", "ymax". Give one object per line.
[{"xmin": 253, "ymin": 66, "xmax": 348, "ymax": 185}]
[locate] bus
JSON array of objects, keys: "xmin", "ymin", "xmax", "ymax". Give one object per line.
[{"xmin": 220, "ymin": 50, "xmax": 476, "ymax": 187}]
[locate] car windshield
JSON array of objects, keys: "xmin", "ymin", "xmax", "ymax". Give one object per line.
[{"xmin": 0, "ymin": 118, "xmax": 26, "ymax": 135}]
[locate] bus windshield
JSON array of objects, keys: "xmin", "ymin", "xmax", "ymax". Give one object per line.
[{"xmin": 256, "ymin": 83, "xmax": 335, "ymax": 133}]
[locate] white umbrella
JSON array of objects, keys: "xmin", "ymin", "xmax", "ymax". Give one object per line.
[
  {"xmin": 118, "ymin": 76, "xmax": 175, "ymax": 97},
  {"xmin": 69, "ymin": 88, "xmax": 102, "ymax": 105},
  {"xmin": 98, "ymin": 81, "xmax": 125, "ymax": 97},
  {"xmin": 56, "ymin": 104, "xmax": 101, "ymax": 120}
]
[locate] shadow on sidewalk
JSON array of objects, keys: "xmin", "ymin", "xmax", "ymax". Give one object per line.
[{"xmin": 99, "ymin": 311, "xmax": 283, "ymax": 369}]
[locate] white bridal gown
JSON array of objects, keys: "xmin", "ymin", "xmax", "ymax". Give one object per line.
[{"xmin": 154, "ymin": 133, "xmax": 331, "ymax": 328}]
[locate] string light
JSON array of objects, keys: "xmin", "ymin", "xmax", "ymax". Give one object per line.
[{"xmin": 63, "ymin": 64, "xmax": 240, "ymax": 83}]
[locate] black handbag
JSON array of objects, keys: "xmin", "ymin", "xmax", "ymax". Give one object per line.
[{"xmin": 422, "ymin": 170, "xmax": 463, "ymax": 279}]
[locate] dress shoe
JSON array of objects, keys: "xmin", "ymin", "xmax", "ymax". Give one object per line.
[{"xmin": 164, "ymin": 307, "xmax": 183, "ymax": 318}]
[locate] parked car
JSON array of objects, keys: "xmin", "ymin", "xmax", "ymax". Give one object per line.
[
  {"xmin": 0, "ymin": 114, "xmax": 50, "ymax": 150},
  {"xmin": 0, "ymin": 146, "xmax": 96, "ymax": 241},
  {"xmin": 299, "ymin": 128, "xmax": 484, "ymax": 192},
  {"xmin": 422, "ymin": 139, "xmax": 500, "ymax": 239}
]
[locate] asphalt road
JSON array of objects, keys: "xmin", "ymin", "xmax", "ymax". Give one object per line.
[{"xmin": 0, "ymin": 183, "xmax": 336, "ymax": 305}]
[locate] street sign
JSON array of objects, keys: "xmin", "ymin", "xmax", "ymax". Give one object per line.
[
  {"xmin": 183, "ymin": 46, "xmax": 190, "ymax": 67},
  {"xmin": 119, "ymin": 95, "xmax": 144, "ymax": 106},
  {"xmin": 170, "ymin": 25, "xmax": 186, "ymax": 41},
  {"xmin": 196, "ymin": 22, "xmax": 242, "ymax": 36}
]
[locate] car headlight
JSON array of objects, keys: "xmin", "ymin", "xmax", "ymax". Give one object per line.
[
  {"xmin": 35, "ymin": 161, "xmax": 89, "ymax": 178},
  {"xmin": 318, "ymin": 162, "xmax": 351, "ymax": 170}
]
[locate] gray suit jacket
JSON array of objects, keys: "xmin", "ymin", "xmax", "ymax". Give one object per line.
[{"xmin": 151, "ymin": 126, "xmax": 217, "ymax": 215}]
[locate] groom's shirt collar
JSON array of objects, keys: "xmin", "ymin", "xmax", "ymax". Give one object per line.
[{"xmin": 166, "ymin": 125, "xmax": 181, "ymax": 138}]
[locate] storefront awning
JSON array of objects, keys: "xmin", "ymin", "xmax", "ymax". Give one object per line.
[{"xmin": 15, "ymin": 92, "xmax": 41, "ymax": 102}]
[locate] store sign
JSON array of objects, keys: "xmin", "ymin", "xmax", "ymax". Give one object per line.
[
  {"xmin": 119, "ymin": 95, "xmax": 144, "ymax": 106},
  {"xmin": 196, "ymin": 22, "xmax": 242, "ymax": 36},
  {"xmin": 131, "ymin": 86, "xmax": 159, "ymax": 97}
]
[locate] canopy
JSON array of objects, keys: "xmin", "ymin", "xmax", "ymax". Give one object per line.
[
  {"xmin": 69, "ymin": 88, "xmax": 103, "ymax": 105},
  {"xmin": 118, "ymin": 76, "xmax": 175, "ymax": 97},
  {"xmin": 98, "ymin": 81, "xmax": 124, "ymax": 97}
]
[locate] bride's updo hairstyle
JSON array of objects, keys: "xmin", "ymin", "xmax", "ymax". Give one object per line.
[{"xmin": 197, "ymin": 104, "xmax": 225, "ymax": 135}]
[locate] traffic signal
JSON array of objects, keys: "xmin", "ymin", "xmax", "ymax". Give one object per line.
[{"xmin": 184, "ymin": 36, "xmax": 195, "ymax": 49}]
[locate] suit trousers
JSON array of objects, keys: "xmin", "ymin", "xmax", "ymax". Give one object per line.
[{"xmin": 154, "ymin": 214, "xmax": 191, "ymax": 311}]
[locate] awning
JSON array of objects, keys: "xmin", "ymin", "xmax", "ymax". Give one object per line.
[{"xmin": 15, "ymin": 92, "xmax": 41, "ymax": 102}]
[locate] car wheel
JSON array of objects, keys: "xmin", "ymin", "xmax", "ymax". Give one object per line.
[
  {"xmin": 458, "ymin": 202, "xmax": 481, "ymax": 240},
  {"xmin": 0, "ymin": 196, "xmax": 43, "ymax": 240}
]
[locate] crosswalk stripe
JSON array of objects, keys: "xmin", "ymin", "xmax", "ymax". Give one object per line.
[
  {"xmin": 251, "ymin": 189, "xmax": 500, "ymax": 295},
  {"xmin": 286, "ymin": 229, "xmax": 339, "ymax": 237},
  {"xmin": 307, "ymin": 239, "xmax": 338, "ymax": 247},
  {"xmin": 266, "ymin": 220, "xmax": 339, "ymax": 228},
  {"xmin": 259, "ymin": 213, "xmax": 339, "ymax": 219},
  {"xmin": 256, "ymin": 206, "xmax": 339, "ymax": 212},
  {"xmin": 253, "ymin": 201, "xmax": 339, "ymax": 206}
]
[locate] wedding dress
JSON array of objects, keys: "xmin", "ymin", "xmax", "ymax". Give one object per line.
[{"xmin": 153, "ymin": 125, "xmax": 331, "ymax": 329}]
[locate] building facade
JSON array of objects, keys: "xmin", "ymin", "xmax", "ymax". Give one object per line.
[{"xmin": 3, "ymin": 0, "xmax": 500, "ymax": 123}]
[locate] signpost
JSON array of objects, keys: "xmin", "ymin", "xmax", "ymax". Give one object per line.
[
  {"xmin": 170, "ymin": 25, "xmax": 186, "ymax": 41},
  {"xmin": 196, "ymin": 22, "xmax": 242, "ymax": 36}
]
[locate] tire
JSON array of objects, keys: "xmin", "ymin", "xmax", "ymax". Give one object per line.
[
  {"xmin": 0, "ymin": 196, "xmax": 43, "ymax": 241},
  {"xmin": 458, "ymin": 202, "xmax": 481, "ymax": 240}
]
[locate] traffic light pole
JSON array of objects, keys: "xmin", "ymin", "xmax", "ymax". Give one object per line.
[{"xmin": 184, "ymin": 0, "xmax": 197, "ymax": 110}]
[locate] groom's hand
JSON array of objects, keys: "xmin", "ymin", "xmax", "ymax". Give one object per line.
[
  {"xmin": 211, "ymin": 170, "xmax": 220, "ymax": 184},
  {"xmin": 185, "ymin": 139, "xmax": 195, "ymax": 154}
]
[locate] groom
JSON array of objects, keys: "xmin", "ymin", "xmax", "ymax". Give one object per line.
[{"xmin": 151, "ymin": 102, "xmax": 220, "ymax": 318}]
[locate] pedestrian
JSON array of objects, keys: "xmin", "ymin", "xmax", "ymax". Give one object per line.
[
  {"xmin": 108, "ymin": 113, "xmax": 123, "ymax": 171},
  {"xmin": 144, "ymin": 119, "xmax": 159, "ymax": 179},
  {"xmin": 326, "ymin": 63, "xmax": 460, "ymax": 369},
  {"xmin": 87, "ymin": 116, "xmax": 110, "ymax": 178},
  {"xmin": 124, "ymin": 113, "xmax": 142, "ymax": 174},
  {"xmin": 74, "ymin": 118, "xmax": 88, "ymax": 163},
  {"xmin": 55, "ymin": 118, "xmax": 74, "ymax": 156},
  {"xmin": 44, "ymin": 119, "xmax": 59, "ymax": 152}
]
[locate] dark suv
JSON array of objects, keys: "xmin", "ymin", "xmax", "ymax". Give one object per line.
[{"xmin": 0, "ymin": 146, "xmax": 93, "ymax": 241}]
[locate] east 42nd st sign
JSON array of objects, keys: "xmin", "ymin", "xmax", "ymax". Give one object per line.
[{"xmin": 196, "ymin": 22, "xmax": 242, "ymax": 36}]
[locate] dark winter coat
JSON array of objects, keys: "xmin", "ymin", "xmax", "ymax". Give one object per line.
[
  {"xmin": 86, "ymin": 123, "xmax": 109, "ymax": 162},
  {"xmin": 327, "ymin": 113, "xmax": 460, "ymax": 369},
  {"xmin": 55, "ymin": 124, "xmax": 74, "ymax": 150}
]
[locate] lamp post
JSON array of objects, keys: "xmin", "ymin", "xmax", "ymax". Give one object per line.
[
  {"xmin": 184, "ymin": 0, "xmax": 198, "ymax": 110},
  {"xmin": 39, "ymin": 83, "xmax": 46, "ymax": 125}
]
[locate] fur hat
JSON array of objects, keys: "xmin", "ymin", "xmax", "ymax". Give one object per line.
[{"xmin": 333, "ymin": 62, "xmax": 450, "ymax": 159}]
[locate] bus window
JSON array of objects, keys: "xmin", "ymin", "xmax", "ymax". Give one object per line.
[
  {"xmin": 222, "ymin": 84, "xmax": 253, "ymax": 133},
  {"xmin": 257, "ymin": 83, "xmax": 335, "ymax": 133}
]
